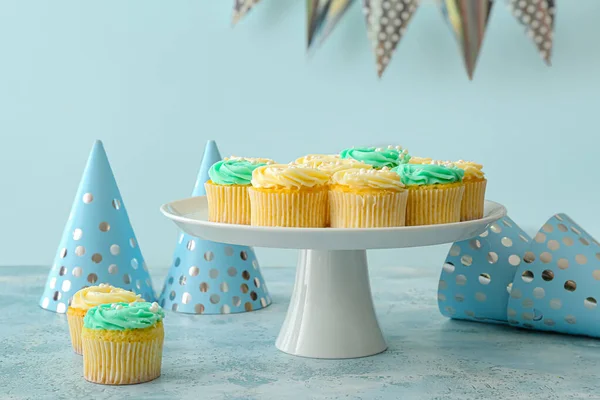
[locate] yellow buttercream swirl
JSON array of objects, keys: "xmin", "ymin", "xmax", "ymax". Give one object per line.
[
  {"xmin": 443, "ymin": 160, "xmax": 485, "ymax": 181},
  {"xmin": 316, "ymin": 160, "xmax": 372, "ymax": 175},
  {"xmin": 225, "ymin": 155, "xmax": 275, "ymax": 165},
  {"xmin": 251, "ymin": 164, "xmax": 329, "ymax": 189},
  {"xmin": 331, "ymin": 168, "xmax": 405, "ymax": 191},
  {"xmin": 70, "ymin": 284, "xmax": 142, "ymax": 310},
  {"xmin": 408, "ymin": 156, "xmax": 433, "ymax": 165},
  {"xmin": 293, "ymin": 154, "xmax": 341, "ymax": 167}
]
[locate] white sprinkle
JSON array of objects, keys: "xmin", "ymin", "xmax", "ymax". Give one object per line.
[
  {"xmin": 375, "ymin": 147, "xmax": 383, "ymax": 152},
  {"xmin": 150, "ymin": 302, "xmax": 160, "ymax": 313},
  {"xmin": 99, "ymin": 283, "xmax": 109, "ymax": 288},
  {"xmin": 114, "ymin": 305, "xmax": 123, "ymax": 310}
]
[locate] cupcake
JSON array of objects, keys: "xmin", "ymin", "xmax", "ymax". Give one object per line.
[
  {"xmin": 248, "ymin": 164, "xmax": 330, "ymax": 227},
  {"xmin": 340, "ymin": 145, "xmax": 410, "ymax": 169},
  {"xmin": 392, "ymin": 163, "xmax": 465, "ymax": 226},
  {"xmin": 446, "ymin": 160, "xmax": 487, "ymax": 221},
  {"xmin": 329, "ymin": 168, "xmax": 408, "ymax": 228},
  {"xmin": 293, "ymin": 154, "xmax": 340, "ymax": 166},
  {"xmin": 82, "ymin": 301, "xmax": 165, "ymax": 385},
  {"xmin": 205, "ymin": 159, "xmax": 268, "ymax": 225},
  {"xmin": 309, "ymin": 160, "xmax": 373, "ymax": 226},
  {"xmin": 67, "ymin": 284, "xmax": 142, "ymax": 355}
]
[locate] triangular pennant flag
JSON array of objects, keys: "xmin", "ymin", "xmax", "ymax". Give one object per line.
[
  {"xmin": 508, "ymin": 0, "xmax": 555, "ymax": 65},
  {"xmin": 439, "ymin": 0, "xmax": 493, "ymax": 80},
  {"xmin": 363, "ymin": 0, "xmax": 420, "ymax": 77},
  {"xmin": 40, "ymin": 141, "xmax": 156, "ymax": 313},
  {"xmin": 233, "ymin": 0, "xmax": 261, "ymax": 25},
  {"xmin": 158, "ymin": 141, "xmax": 272, "ymax": 314},
  {"xmin": 307, "ymin": 0, "xmax": 355, "ymax": 50}
]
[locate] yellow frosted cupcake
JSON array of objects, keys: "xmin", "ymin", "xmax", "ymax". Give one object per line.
[
  {"xmin": 248, "ymin": 164, "xmax": 330, "ymax": 227},
  {"xmin": 67, "ymin": 284, "xmax": 142, "ymax": 355},
  {"xmin": 392, "ymin": 164, "xmax": 465, "ymax": 226},
  {"xmin": 446, "ymin": 160, "xmax": 487, "ymax": 221},
  {"xmin": 329, "ymin": 168, "xmax": 408, "ymax": 228},
  {"xmin": 312, "ymin": 160, "xmax": 372, "ymax": 226},
  {"xmin": 82, "ymin": 301, "xmax": 165, "ymax": 385},
  {"xmin": 205, "ymin": 159, "xmax": 269, "ymax": 225}
]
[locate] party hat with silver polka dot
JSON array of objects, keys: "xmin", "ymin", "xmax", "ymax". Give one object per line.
[
  {"xmin": 508, "ymin": 214, "xmax": 600, "ymax": 337},
  {"xmin": 40, "ymin": 140, "xmax": 156, "ymax": 313},
  {"xmin": 158, "ymin": 140, "xmax": 271, "ymax": 314},
  {"xmin": 438, "ymin": 216, "xmax": 532, "ymax": 323}
]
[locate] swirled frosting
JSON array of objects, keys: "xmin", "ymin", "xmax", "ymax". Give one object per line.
[
  {"xmin": 293, "ymin": 154, "xmax": 340, "ymax": 166},
  {"xmin": 408, "ymin": 156, "xmax": 433, "ymax": 165},
  {"xmin": 209, "ymin": 159, "xmax": 267, "ymax": 185},
  {"xmin": 251, "ymin": 164, "xmax": 329, "ymax": 189},
  {"xmin": 340, "ymin": 145, "xmax": 410, "ymax": 168},
  {"xmin": 316, "ymin": 160, "xmax": 372, "ymax": 175},
  {"xmin": 392, "ymin": 164, "xmax": 464, "ymax": 186},
  {"xmin": 445, "ymin": 160, "xmax": 484, "ymax": 181},
  {"xmin": 332, "ymin": 168, "xmax": 405, "ymax": 191},
  {"xmin": 70, "ymin": 284, "xmax": 142, "ymax": 310},
  {"xmin": 224, "ymin": 155, "xmax": 275, "ymax": 165},
  {"xmin": 83, "ymin": 301, "xmax": 165, "ymax": 331}
]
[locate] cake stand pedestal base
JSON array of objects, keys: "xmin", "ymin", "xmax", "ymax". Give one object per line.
[{"xmin": 275, "ymin": 249, "xmax": 387, "ymax": 359}]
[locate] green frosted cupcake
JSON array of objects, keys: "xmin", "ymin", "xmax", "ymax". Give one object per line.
[
  {"xmin": 340, "ymin": 145, "xmax": 410, "ymax": 169},
  {"xmin": 392, "ymin": 163, "xmax": 465, "ymax": 226},
  {"xmin": 205, "ymin": 159, "xmax": 268, "ymax": 225}
]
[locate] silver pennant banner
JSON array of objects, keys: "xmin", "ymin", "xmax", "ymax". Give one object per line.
[
  {"xmin": 233, "ymin": 0, "xmax": 261, "ymax": 25},
  {"xmin": 439, "ymin": 0, "xmax": 493, "ymax": 80},
  {"xmin": 363, "ymin": 0, "xmax": 421, "ymax": 77},
  {"xmin": 508, "ymin": 0, "xmax": 555, "ymax": 65}
]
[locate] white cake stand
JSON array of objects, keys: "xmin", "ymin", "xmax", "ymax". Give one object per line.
[{"xmin": 161, "ymin": 197, "xmax": 506, "ymax": 359}]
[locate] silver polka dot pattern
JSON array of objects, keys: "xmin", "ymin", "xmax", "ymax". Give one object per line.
[
  {"xmin": 363, "ymin": 0, "xmax": 420, "ymax": 77},
  {"xmin": 508, "ymin": 0, "xmax": 555, "ymax": 65}
]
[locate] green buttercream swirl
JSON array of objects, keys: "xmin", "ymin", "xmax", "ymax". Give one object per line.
[
  {"xmin": 83, "ymin": 302, "xmax": 165, "ymax": 331},
  {"xmin": 340, "ymin": 147, "xmax": 410, "ymax": 169},
  {"xmin": 392, "ymin": 164, "xmax": 464, "ymax": 186},
  {"xmin": 209, "ymin": 159, "xmax": 267, "ymax": 185}
]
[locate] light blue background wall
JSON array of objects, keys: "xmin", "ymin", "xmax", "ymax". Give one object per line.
[{"xmin": 1, "ymin": 1, "xmax": 599, "ymax": 270}]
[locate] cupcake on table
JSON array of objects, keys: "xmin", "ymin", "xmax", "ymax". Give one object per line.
[
  {"xmin": 329, "ymin": 167, "xmax": 408, "ymax": 228},
  {"xmin": 67, "ymin": 284, "xmax": 142, "ymax": 355},
  {"xmin": 205, "ymin": 157, "xmax": 275, "ymax": 225},
  {"xmin": 392, "ymin": 163, "xmax": 465, "ymax": 226},
  {"xmin": 248, "ymin": 164, "xmax": 329, "ymax": 227},
  {"xmin": 340, "ymin": 145, "xmax": 411, "ymax": 169},
  {"xmin": 82, "ymin": 301, "xmax": 165, "ymax": 385}
]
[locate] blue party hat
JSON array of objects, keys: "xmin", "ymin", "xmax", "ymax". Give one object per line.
[
  {"xmin": 508, "ymin": 214, "xmax": 600, "ymax": 337},
  {"xmin": 438, "ymin": 216, "xmax": 532, "ymax": 323},
  {"xmin": 40, "ymin": 141, "xmax": 156, "ymax": 313},
  {"xmin": 158, "ymin": 140, "xmax": 272, "ymax": 314}
]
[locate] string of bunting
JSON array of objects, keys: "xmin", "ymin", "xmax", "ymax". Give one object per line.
[{"xmin": 231, "ymin": 0, "xmax": 556, "ymax": 79}]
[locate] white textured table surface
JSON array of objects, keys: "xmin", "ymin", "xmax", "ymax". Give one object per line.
[{"xmin": 1, "ymin": 265, "xmax": 598, "ymax": 399}]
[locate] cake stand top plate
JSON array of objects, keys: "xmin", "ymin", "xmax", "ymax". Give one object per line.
[{"xmin": 160, "ymin": 196, "xmax": 506, "ymax": 250}]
